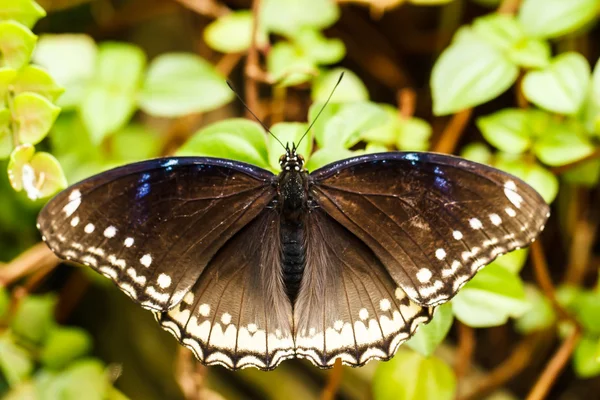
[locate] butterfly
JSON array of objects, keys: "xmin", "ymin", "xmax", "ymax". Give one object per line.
[{"xmin": 37, "ymin": 144, "xmax": 549, "ymax": 371}]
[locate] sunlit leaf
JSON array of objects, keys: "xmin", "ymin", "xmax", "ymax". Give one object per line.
[
  {"xmin": 312, "ymin": 68, "xmax": 369, "ymax": 103},
  {"xmin": 80, "ymin": 42, "xmax": 145, "ymax": 143},
  {"xmin": 0, "ymin": 333, "xmax": 33, "ymax": 387},
  {"xmin": 8, "ymin": 144, "xmax": 67, "ymax": 199},
  {"xmin": 41, "ymin": 327, "xmax": 93, "ymax": 370},
  {"xmin": 267, "ymin": 122, "xmax": 310, "ymax": 171},
  {"xmin": 0, "ymin": 287, "xmax": 8, "ymax": 320},
  {"xmin": 305, "ymin": 147, "xmax": 353, "ymax": 171},
  {"xmin": 397, "ymin": 117, "xmax": 432, "ymax": 151},
  {"xmin": 407, "ymin": 303, "xmax": 453, "ymax": 357},
  {"xmin": 11, "ymin": 293, "xmax": 57, "ymax": 343},
  {"xmin": 0, "ymin": 20, "xmax": 37, "ymax": 69},
  {"xmin": 460, "ymin": 142, "xmax": 492, "ymax": 165},
  {"xmin": 515, "ymin": 285, "xmax": 556, "ymax": 334},
  {"xmin": 573, "ymin": 336, "xmax": 600, "ymax": 378},
  {"xmin": 0, "ymin": 0, "xmax": 46, "ymax": 28},
  {"xmin": 360, "ymin": 105, "xmax": 399, "ymax": 146},
  {"xmin": 452, "ymin": 264, "xmax": 529, "ymax": 327},
  {"xmin": 295, "ymin": 29, "xmax": 345, "ymax": 65},
  {"xmin": 533, "ymin": 120, "xmax": 595, "ymax": 166},
  {"xmin": 0, "ymin": 66, "xmax": 17, "ymax": 99},
  {"xmin": 518, "ymin": 0, "xmax": 599, "ymax": 39},
  {"xmin": 373, "ymin": 349, "xmax": 456, "ymax": 400},
  {"xmin": 267, "ymin": 41, "xmax": 317, "ymax": 86},
  {"xmin": 432, "ymin": 38, "xmax": 518, "ymax": 115},
  {"xmin": 13, "ymin": 91, "xmax": 60, "ymax": 144},
  {"xmin": 0, "ymin": 107, "xmax": 11, "ymax": 158},
  {"xmin": 204, "ymin": 11, "xmax": 267, "ymax": 53},
  {"xmin": 477, "ymin": 109, "xmax": 531, "ymax": 154},
  {"xmin": 318, "ymin": 102, "xmax": 388, "ymax": 149},
  {"xmin": 177, "ymin": 118, "xmax": 270, "ymax": 169},
  {"xmin": 40, "ymin": 359, "xmax": 110, "ymax": 400},
  {"xmin": 492, "ymin": 248, "xmax": 528, "ymax": 274},
  {"xmin": 495, "ymin": 155, "xmax": 558, "ymax": 203},
  {"xmin": 33, "ymin": 34, "xmax": 97, "ymax": 108},
  {"xmin": 562, "ymin": 159, "xmax": 600, "ymax": 187},
  {"xmin": 139, "ymin": 53, "xmax": 233, "ymax": 117},
  {"xmin": 261, "ymin": 0, "xmax": 339, "ymax": 38},
  {"xmin": 111, "ymin": 124, "xmax": 161, "ymax": 163},
  {"xmin": 522, "ymin": 53, "xmax": 590, "ymax": 115},
  {"xmin": 12, "ymin": 65, "xmax": 64, "ymax": 102}
]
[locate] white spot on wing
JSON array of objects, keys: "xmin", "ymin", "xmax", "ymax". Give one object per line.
[
  {"xmin": 247, "ymin": 323, "xmax": 257, "ymax": 333},
  {"xmin": 505, "ymin": 207, "xmax": 517, "ymax": 217},
  {"xmin": 70, "ymin": 216, "xmax": 80, "ymax": 227},
  {"xmin": 199, "ymin": 303, "xmax": 210, "ymax": 317},
  {"xmin": 453, "ymin": 230, "xmax": 463, "ymax": 240},
  {"xmin": 84, "ymin": 223, "xmax": 95, "ymax": 233},
  {"xmin": 63, "ymin": 190, "xmax": 82, "ymax": 216},
  {"xmin": 103, "ymin": 226, "xmax": 117, "ymax": 238},
  {"xmin": 221, "ymin": 313, "xmax": 231, "ymax": 325},
  {"xmin": 157, "ymin": 273, "xmax": 171, "ymax": 289},
  {"xmin": 124, "ymin": 237, "xmax": 134, "ymax": 247},
  {"xmin": 469, "ymin": 218, "xmax": 483, "ymax": 229},
  {"xmin": 380, "ymin": 298, "xmax": 391, "ymax": 311},
  {"xmin": 416, "ymin": 268, "xmax": 432, "ymax": 283},
  {"xmin": 359, "ymin": 308, "xmax": 369, "ymax": 320},
  {"xmin": 435, "ymin": 248, "xmax": 446, "ymax": 260},
  {"xmin": 490, "ymin": 213, "xmax": 502, "ymax": 225},
  {"xmin": 334, "ymin": 320, "xmax": 343, "ymax": 331},
  {"xmin": 140, "ymin": 254, "xmax": 152, "ymax": 267}
]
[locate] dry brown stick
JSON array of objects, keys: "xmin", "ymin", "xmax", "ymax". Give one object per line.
[
  {"xmin": 551, "ymin": 148, "xmax": 600, "ymax": 175},
  {"xmin": 526, "ymin": 327, "xmax": 581, "ymax": 400},
  {"xmin": 455, "ymin": 322, "xmax": 475, "ymax": 384},
  {"xmin": 497, "ymin": 0, "xmax": 522, "ymax": 14},
  {"xmin": 433, "ymin": 108, "xmax": 472, "ymax": 155},
  {"xmin": 460, "ymin": 334, "xmax": 539, "ymax": 400},
  {"xmin": 397, "ymin": 88, "xmax": 416, "ymax": 120},
  {"xmin": 244, "ymin": 0, "xmax": 262, "ymax": 116},
  {"xmin": 530, "ymin": 242, "xmax": 576, "ymax": 324},
  {"xmin": 321, "ymin": 358, "xmax": 344, "ymax": 400},
  {"xmin": 172, "ymin": 0, "xmax": 230, "ymax": 18},
  {"xmin": 0, "ymin": 243, "xmax": 60, "ymax": 287}
]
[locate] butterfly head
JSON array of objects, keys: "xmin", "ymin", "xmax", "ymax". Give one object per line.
[{"xmin": 279, "ymin": 143, "xmax": 305, "ymax": 172}]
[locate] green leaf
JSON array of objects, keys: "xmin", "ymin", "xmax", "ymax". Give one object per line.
[
  {"xmin": 177, "ymin": 119, "xmax": 270, "ymax": 169},
  {"xmin": 305, "ymin": 147, "xmax": 353, "ymax": 172},
  {"xmin": 0, "ymin": 20, "xmax": 36, "ymax": 69},
  {"xmin": 563, "ymin": 159, "xmax": 600, "ymax": 187},
  {"xmin": 295, "ymin": 29, "xmax": 345, "ymax": 65},
  {"xmin": 39, "ymin": 358, "xmax": 110, "ymax": 400},
  {"xmin": 318, "ymin": 102, "xmax": 388, "ymax": 149},
  {"xmin": 361, "ymin": 105, "xmax": 399, "ymax": 146},
  {"xmin": 139, "ymin": 53, "xmax": 233, "ymax": 117},
  {"xmin": 12, "ymin": 65, "xmax": 64, "ymax": 102},
  {"xmin": 533, "ymin": 120, "xmax": 595, "ymax": 166},
  {"xmin": 508, "ymin": 38, "xmax": 551, "ymax": 69},
  {"xmin": 573, "ymin": 336, "xmax": 600, "ymax": 378},
  {"xmin": 11, "ymin": 294, "xmax": 57, "ymax": 343},
  {"xmin": 13, "ymin": 91, "xmax": 61, "ymax": 144},
  {"xmin": 571, "ymin": 290, "xmax": 600, "ymax": 335},
  {"xmin": 365, "ymin": 142, "xmax": 388, "ymax": 153},
  {"xmin": 515, "ymin": 285, "xmax": 556, "ymax": 334},
  {"xmin": 477, "ymin": 109, "xmax": 531, "ymax": 154},
  {"xmin": 0, "ymin": 106, "xmax": 11, "ymax": 158},
  {"xmin": 373, "ymin": 350, "xmax": 456, "ymax": 400},
  {"xmin": 518, "ymin": 0, "xmax": 599, "ymax": 39},
  {"xmin": 397, "ymin": 117, "xmax": 432, "ymax": 151},
  {"xmin": 312, "ymin": 68, "xmax": 369, "ymax": 103},
  {"xmin": 522, "ymin": 53, "xmax": 590, "ymax": 115},
  {"xmin": 432, "ymin": 38, "xmax": 518, "ymax": 115},
  {"xmin": 0, "ymin": 333, "xmax": 33, "ymax": 386},
  {"xmin": 452, "ymin": 263, "xmax": 529, "ymax": 327},
  {"xmin": 0, "ymin": 286, "xmax": 8, "ymax": 320},
  {"xmin": 41, "ymin": 327, "xmax": 93, "ymax": 370},
  {"xmin": 0, "ymin": 0, "xmax": 46, "ymax": 28},
  {"xmin": 111, "ymin": 124, "xmax": 161, "ymax": 162},
  {"xmin": 261, "ymin": 0, "xmax": 339, "ymax": 38},
  {"xmin": 80, "ymin": 42, "xmax": 145, "ymax": 143},
  {"xmin": 203, "ymin": 11, "xmax": 267, "ymax": 53},
  {"xmin": 267, "ymin": 122, "xmax": 310, "ymax": 171},
  {"xmin": 33, "ymin": 34, "xmax": 97, "ymax": 108},
  {"xmin": 406, "ymin": 303, "xmax": 453, "ymax": 357},
  {"xmin": 267, "ymin": 41, "xmax": 317, "ymax": 86},
  {"xmin": 494, "ymin": 155, "xmax": 559, "ymax": 203},
  {"xmin": 0, "ymin": 66, "xmax": 17, "ymax": 99},
  {"xmin": 492, "ymin": 248, "xmax": 529, "ymax": 274},
  {"xmin": 8, "ymin": 145, "xmax": 67, "ymax": 199},
  {"xmin": 460, "ymin": 142, "xmax": 492, "ymax": 165}
]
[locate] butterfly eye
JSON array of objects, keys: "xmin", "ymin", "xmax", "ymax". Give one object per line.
[
  {"xmin": 279, "ymin": 155, "xmax": 286, "ymax": 165},
  {"xmin": 298, "ymin": 155, "xmax": 305, "ymax": 163}
]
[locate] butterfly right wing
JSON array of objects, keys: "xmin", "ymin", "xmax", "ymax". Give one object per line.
[{"xmin": 155, "ymin": 208, "xmax": 295, "ymax": 371}]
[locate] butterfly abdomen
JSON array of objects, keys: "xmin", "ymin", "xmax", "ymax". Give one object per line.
[{"xmin": 280, "ymin": 220, "xmax": 306, "ymax": 302}]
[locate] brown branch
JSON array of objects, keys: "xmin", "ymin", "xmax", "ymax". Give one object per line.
[
  {"xmin": 172, "ymin": 0, "xmax": 230, "ymax": 18},
  {"xmin": 526, "ymin": 327, "xmax": 581, "ymax": 400},
  {"xmin": 530, "ymin": 241, "xmax": 576, "ymax": 324},
  {"xmin": 321, "ymin": 358, "xmax": 343, "ymax": 400},
  {"xmin": 397, "ymin": 88, "xmax": 416, "ymax": 120},
  {"xmin": 215, "ymin": 52, "xmax": 243, "ymax": 77},
  {"xmin": 497, "ymin": 0, "xmax": 522, "ymax": 14},
  {"xmin": 551, "ymin": 148, "xmax": 600, "ymax": 175},
  {"xmin": 460, "ymin": 334, "xmax": 540, "ymax": 400},
  {"xmin": 0, "ymin": 243, "xmax": 60, "ymax": 287},
  {"xmin": 455, "ymin": 322, "xmax": 475, "ymax": 383},
  {"xmin": 244, "ymin": 0, "xmax": 262, "ymax": 116},
  {"xmin": 433, "ymin": 108, "xmax": 472, "ymax": 154}
]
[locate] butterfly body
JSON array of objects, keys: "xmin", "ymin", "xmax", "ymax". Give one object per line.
[{"xmin": 38, "ymin": 149, "xmax": 550, "ymax": 370}]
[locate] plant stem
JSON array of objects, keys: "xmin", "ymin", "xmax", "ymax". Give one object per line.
[
  {"xmin": 245, "ymin": 0, "xmax": 262, "ymax": 117},
  {"xmin": 321, "ymin": 358, "xmax": 343, "ymax": 400},
  {"xmin": 433, "ymin": 108, "xmax": 472, "ymax": 154}
]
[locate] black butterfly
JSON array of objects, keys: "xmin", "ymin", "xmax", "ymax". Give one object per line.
[{"xmin": 37, "ymin": 146, "xmax": 549, "ymax": 370}]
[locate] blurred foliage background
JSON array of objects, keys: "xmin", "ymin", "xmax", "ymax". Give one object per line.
[{"xmin": 1, "ymin": 0, "xmax": 600, "ymax": 399}]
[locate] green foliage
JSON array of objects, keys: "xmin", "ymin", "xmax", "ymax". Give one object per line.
[
  {"xmin": 518, "ymin": 0, "xmax": 600, "ymax": 39},
  {"xmin": 406, "ymin": 303, "xmax": 454, "ymax": 357},
  {"xmin": 515, "ymin": 285, "xmax": 556, "ymax": 334},
  {"xmin": 373, "ymin": 349, "xmax": 456, "ymax": 400},
  {"xmin": 0, "ymin": 0, "xmax": 45, "ymax": 28}
]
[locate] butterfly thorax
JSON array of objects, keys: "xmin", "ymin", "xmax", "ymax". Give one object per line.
[{"xmin": 278, "ymin": 149, "xmax": 309, "ymax": 302}]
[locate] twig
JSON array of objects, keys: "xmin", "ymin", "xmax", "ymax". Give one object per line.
[
  {"xmin": 497, "ymin": 0, "xmax": 522, "ymax": 14},
  {"xmin": 530, "ymin": 241, "xmax": 576, "ymax": 324},
  {"xmin": 215, "ymin": 52, "xmax": 243, "ymax": 77},
  {"xmin": 526, "ymin": 327, "xmax": 581, "ymax": 400},
  {"xmin": 0, "ymin": 243, "xmax": 60, "ymax": 287},
  {"xmin": 172, "ymin": 0, "xmax": 230, "ymax": 18},
  {"xmin": 244, "ymin": 0, "xmax": 262, "ymax": 116},
  {"xmin": 321, "ymin": 358, "xmax": 343, "ymax": 400},
  {"xmin": 460, "ymin": 334, "xmax": 540, "ymax": 400},
  {"xmin": 551, "ymin": 148, "xmax": 600, "ymax": 175},
  {"xmin": 397, "ymin": 88, "xmax": 416, "ymax": 120},
  {"xmin": 433, "ymin": 108, "xmax": 472, "ymax": 154},
  {"xmin": 455, "ymin": 322, "xmax": 475, "ymax": 384}
]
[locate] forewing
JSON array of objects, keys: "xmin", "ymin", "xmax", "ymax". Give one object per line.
[
  {"xmin": 155, "ymin": 209, "xmax": 294, "ymax": 370},
  {"xmin": 293, "ymin": 209, "xmax": 433, "ymax": 368},
  {"xmin": 38, "ymin": 157, "xmax": 276, "ymax": 312},
  {"xmin": 310, "ymin": 152, "xmax": 549, "ymax": 306}
]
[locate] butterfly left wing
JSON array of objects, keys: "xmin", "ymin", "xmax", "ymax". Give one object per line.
[
  {"xmin": 309, "ymin": 152, "xmax": 549, "ymax": 307},
  {"xmin": 293, "ymin": 209, "xmax": 433, "ymax": 368},
  {"xmin": 155, "ymin": 208, "xmax": 295, "ymax": 370},
  {"xmin": 38, "ymin": 157, "xmax": 276, "ymax": 312}
]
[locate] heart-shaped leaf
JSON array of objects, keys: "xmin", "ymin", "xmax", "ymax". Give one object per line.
[
  {"xmin": 13, "ymin": 91, "xmax": 60, "ymax": 144},
  {"xmin": 0, "ymin": 20, "xmax": 37, "ymax": 69},
  {"xmin": 518, "ymin": 0, "xmax": 599, "ymax": 39},
  {"xmin": 0, "ymin": 0, "xmax": 46, "ymax": 28}
]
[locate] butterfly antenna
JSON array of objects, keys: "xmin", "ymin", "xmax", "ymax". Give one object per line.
[
  {"xmin": 226, "ymin": 80, "xmax": 286, "ymax": 150},
  {"xmin": 296, "ymin": 71, "xmax": 345, "ymax": 148}
]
